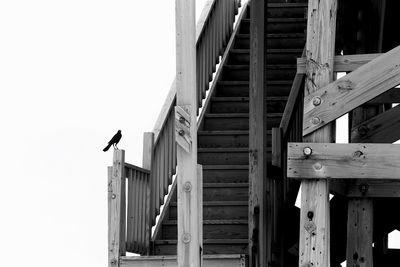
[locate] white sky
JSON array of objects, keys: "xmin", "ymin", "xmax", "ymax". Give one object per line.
[{"xmin": 0, "ymin": 1, "xmax": 207, "ymax": 266}]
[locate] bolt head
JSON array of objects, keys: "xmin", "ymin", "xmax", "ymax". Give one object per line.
[
  {"xmin": 182, "ymin": 233, "xmax": 191, "ymax": 243},
  {"xmin": 314, "ymin": 162, "xmax": 322, "ymax": 170},
  {"xmin": 312, "ymin": 96, "xmax": 322, "ymax": 106},
  {"xmin": 303, "ymin": 147, "xmax": 313, "ymax": 156},
  {"xmin": 179, "ymin": 116, "xmax": 185, "ymax": 123},
  {"xmin": 183, "ymin": 181, "xmax": 192, "ymax": 192},
  {"xmin": 312, "ymin": 117, "xmax": 321, "ymax": 125},
  {"xmin": 111, "ymin": 194, "xmax": 116, "ymax": 199},
  {"xmin": 178, "ymin": 129, "xmax": 185, "ymax": 136}
]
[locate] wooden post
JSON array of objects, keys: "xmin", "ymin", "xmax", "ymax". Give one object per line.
[
  {"xmin": 175, "ymin": 0, "xmax": 201, "ymax": 266},
  {"xmin": 249, "ymin": 0, "xmax": 267, "ymax": 266},
  {"xmin": 108, "ymin": 149, "xmax": 126, "ymax": 267},
  {"xmin": 143, "ymin": 132, "xmax": 154, "ymax": 255},
  {"xmin": 300, "ymin": 1, "xmax": 337, "ymax": 267}
]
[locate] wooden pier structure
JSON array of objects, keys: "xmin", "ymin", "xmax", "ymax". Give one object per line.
[{"xmin": 108, "ymin": 0, "xmax": 400, "ymax": 266}]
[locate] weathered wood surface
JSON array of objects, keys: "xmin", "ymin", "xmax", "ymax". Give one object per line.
[
  {"xmin": 368, "ymin": 87, "xmax": 400, "ymax": 104},
  {"xmin": 249, "ymin": 0, "xmax": 267, "ymax": 265},
  {"xmin": 108, "ymin": 150, "xmax": 126, "ymax": 267},
  {"xmin": 143, "ymin": 133, "xmax": 153, "ymax": 254},
  {"xmin": 350, "ymin": 104, "xmax": 400, "ymax": 143},
  {"xmin": 346, "ymin": 180, "xmax": 400, "ymax": 198},
  {"xmin": 303, "ymin": 45, "xmax": 400, "ymax": 136},
  {"xmin": 346, "ymin": 199, "xmax": 374, "ymax": 267},
  {"xmin": 297, "ymin": 53, "xmax": 381, "ymax": 74},
  {"xmin": 120, "ymin": 254, "xmax": 246, "ymax": 267},
  {"xmin": 299, "ymin": 1, "xmax": 337, "ymax": 266},
  {"xmin": 175, "ymin": 0, "xmax": 201, "ymax": 265},
  {"xmin": 288, "ymin": 142, "xmax": 400, "ymax": 179}
]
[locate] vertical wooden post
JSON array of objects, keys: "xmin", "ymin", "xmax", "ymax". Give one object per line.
[
  {"xmin": 197, "ymin": 164, "xmax": 203, "ymax": 266},
  {"xmin": 108, "ymin": 149, "xmax": 126, "ymax": 267},
  {"xmin": 143, "ymin": 132, "xmax": 154, "ymax": 255},
  {"xmin": 249, "ymin": 0, "xmax": 267, "ymax": 266},
  {"xmin": 300, "ymin": 1, "xmax": 337, "ymax": 267},
  {"xmin": 175, "ymin": 0, "xmax": 201, "ymax": 266}
]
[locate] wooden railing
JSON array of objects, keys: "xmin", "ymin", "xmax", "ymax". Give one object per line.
[{"xmin": 108, "ymin": 0, "xmax": 241, "ymax": 257}]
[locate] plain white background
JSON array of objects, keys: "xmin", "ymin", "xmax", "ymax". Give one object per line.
[{"xmin": 1, "ymin": 1, "xmax": 399, "ymax": 266}]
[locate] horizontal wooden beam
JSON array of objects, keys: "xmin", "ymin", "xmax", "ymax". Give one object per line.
[
  {"xmin": 350, "ymin": 104, "xmax": 400, "ymax": 143},
  {"xmin": 303, "ymin": 45, "xmax": 400, "ymax": 136},
  {"xmin": 287, "ymin": 142, "xmax": 400, "ymax": 179},
  {"xmin": 346, "ymin": 180, "xmax": 400, "ymax": 198},
  {"xmin": 120, "ymin": 254, "xmax": 246, "ymax": 267},
  {"xmin": 297, "ymin": 53, "xmax": 381, "ymax": 74}
]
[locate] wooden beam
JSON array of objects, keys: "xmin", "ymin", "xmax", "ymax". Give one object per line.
[
  {"xmin": 108, "ymin": 150, "xmax": 126, "ymax": 267},
  {"xmin": 367, "ymin": 87, "xmax": 400, "ymax": 104},
  {"xmin": 288, "ymin": 142, "xmax": 400, "ymax": 179},
  {"xmin": 346, "ymin": 199, "xmax": 374, "ymax": 267},
  {"xmin": 142, "ymin": 133, "xmax": 154, "ymax": 255},
  {"xmin": 175, "ymin": 0, "xmax": 201, "ymax": 265},
  {"xmin": 346, "ymin": 180, "xmax": 400, "ymax": 198},
  {"xmin": 297, "ymin": 53, "xmax": 381, "ymax": 74},
  {"xmin": 350, "ymin": 104, "xmax": 400, "ymax": 143},
  {"xmin": 249, "ymin": 0, "xmax": 268, "ymax": 266},
  {"xmin": 299, "ymin": 1, "xmax": 337, "ymax": 267},
  {"xmin": 303, "ymin": 45, "xmax": 400, "ymax": 136}
]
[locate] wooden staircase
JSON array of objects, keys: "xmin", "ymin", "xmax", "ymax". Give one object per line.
[{"xmin": 151, "ymin": 1, "xmax": 307, "ymax": 260}]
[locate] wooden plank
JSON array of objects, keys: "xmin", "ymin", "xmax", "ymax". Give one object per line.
[
  {"xmin": 197, "ymin": 164, "xmax": 203, "ymax": 266},
  {"xmin": 109, "ymin": 150, "xmax": 126, "ymax": 267},
  {"xmin": 143, "ymin": 133, "xmax": 153, "ymax": 254},
  {"xmin": 346, "ymin": 199, "xmax": 373, "ymax": 267},
  {"xmin": 299, "ymin": 1, "xmax": 337, "ymax": 267},
  {"xmin": 346, "ymin": 180, "xmax": 400, "ymax": 198},
  {"xmin": 297, "ymin": 53, "xmax": 381, "ymax": 74},
  {"xmin": 350, "ymin": 104, "xmax": 400, "ymax": 143},
  {"xmin": 248, "ymin": 0, "xmax": 267, "ymax": 266},
  {"xmin": 288, "ymin": 142, "xmax": 400, "ymax": 179},
  {"xmin": 272, "ymin": 128, "xmax": 282, "ymax": 168},
  {"xmin": 120, "ymin": 254, "xmax": 247, "ymax": 267},
  {"xmin": 367, "ymin": 87, "xmax": 400, "ymax": 104},
  {"xmin": 175, "ymin": 0, "xmax": 201, "ymax": 265},
  {"xmin": 303, "ymin": 45, "xmax": 400, "ymax": 136}
]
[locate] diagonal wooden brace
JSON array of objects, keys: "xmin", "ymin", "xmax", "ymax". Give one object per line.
[{"xmin": 175, "ymin": 105, "xmax": 192, "ymax": 153}]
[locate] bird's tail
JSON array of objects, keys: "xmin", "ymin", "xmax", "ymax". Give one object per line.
[{"xmin": 103, "ymin": 143, "xmax": 112, "ymax": 152}]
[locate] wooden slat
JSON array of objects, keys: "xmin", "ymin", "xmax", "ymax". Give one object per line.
[
  {"xmin": 350, "ymin": 104, "xmax": 400, "ymax": 143},
  {"xmin": 346, "ymin": 180, "xmax": 400, "ymax": 198},
  {"xmin": 175, "ymin": 0, "xmax": 201, "ymax": 265},
  {"xmin": 299, "ymin": 1, "xmax": 337, "ymax": 267},
  {"xmin": 108, "ymin": 150, "xmax": 126, "ymax": 267},
  {"xmin": 143, "ymin": 133, "xmax": 154, "ymax": 254},
  {"xmin": 288, "ymin": 142, "xmax": 400, "ymax": 179},
  {"xmin": 272, "ymin": 128, "xmax": 282, "ymax": 168},
  {"xmin": 248, "ymin": 0, "xmax": 267, "ymax": 266},
  {"xmin": 297, "ymin": 53, "xmax": 381, "ymax": 74},
  {"xmin": 303, "ymin": 45, "xmax": 400, "ymax": 136}
]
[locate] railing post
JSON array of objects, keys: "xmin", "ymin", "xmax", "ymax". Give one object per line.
[
  {"xmin": 108, "ymin": 149, "xmax": 126, "ymax": 267},
  {"xmin": 175, "ymin": 0, "xmax": 201, "ymax": 266},
  {"xmin": 142, "ymin": 132, "xmax": 154, "ymax": 255}
]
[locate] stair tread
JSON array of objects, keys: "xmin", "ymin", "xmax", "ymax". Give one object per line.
[
  {"xmin": 268, "ymin": 18, "xmax": 307, "ymax": 23},
  {"xmin": 267, "ymin": 33, "xmax": 305, "ymax": 38},
  {"xmin": 170, "ymin": 201, "xmax": 247, "ymax": 206},
  {"xmin": 230, "ymin": 49, "xmax": 249, "ymax": 53},
  {"xmin": 268, "ymin": 48, "xmax": 303, "ymax": 53},
  {"xmin": 198, "ymin": 147, "xmax": 249, "ymax": 152},
  {"xmin": 163, "ymin": 219, "xmax": 248, "ymax": 225},
  {"xmin": 198, "ymin": 130, "xmax": 272, "ymax": 135},
  {"xmin": 224, "ymin": 65, "xmax": 249, "ymax": 69},
  {"xmin": 267, "ymin": 3, "xmax": 308, "ymax": 8},
  {"xmin": 203, "ymin": 165, "xmax": 249, "ymax": 170},
  {"xmin": 205, "ymin": 113, "xmax": 283, "ymax": 117},
  {"xmin": 154, "ymin": 239, "xmax": 248, "ymax": 244},
  {"xmin": 266, "ymin": 64, "xmax": 296, "ymax": 69},
  {"xmin": 211, "ymin": 96, "xmax": 287, "ymax": 101},
  {"xmin": 218, "ymin": 81, "xmax": 249, "ymax": 85},
  {"xmin": 203, "ymin": 183, "xmax": 249, "ymax": 188},
  {"xmin": 266, "ymin": 80, "xmax": 293, "ymax": 85}
]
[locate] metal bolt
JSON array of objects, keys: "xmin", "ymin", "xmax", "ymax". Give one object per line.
[
  {"xmin": 359, "ymin": 184, "xmax": 369, "ymax": 195},
  {"xmin": 314, "ymin": 162, "xmax": 322, "ymax": 170},
  {"xmin": 111, "ymin": 194, "xmax": 116, "ymax": 199},
  {"xmin": 307, "ymin": 211, "xmax": 314, "ymax": 220},
  {"xmin": 110, "ymin": 258, "xmax": 117, "ymax": 265},
  {"xmin": 312, "ymin": 117, "xmax": 321, "ymax": 125},
  {"xmin": 182, "ymin": 233, "xmax": 191, "ymax": 243},
  {"xmin": 179, "ymin": 116, "xmax": 186, "ymax": 123},
  {"xmin": 303, "ymin": 147, "xmax": 313, "ymax": 156},
  {"xmin": 183, "ymin": 181, "xmax": 192, "ymax": 192},
  {"xmin": 178, "ymin": 129, "xmax": 185, "ymax": 136},
  {"xmin": 312, "ymin": 96, "xmax": 322, "ymax": 106}
]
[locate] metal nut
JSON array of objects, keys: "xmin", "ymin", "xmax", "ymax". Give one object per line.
[
  {"xmin": 179, "ymin": 116, "xmax": 186, "ymax": 123},
  {"xmin": 312, "ymin": 117, "xmax": 321, "ymax": 125},
  {"xmin": 111, "ymin": 194, "xmax": 116, "ymax": 199},
  {"xmin": 178, "ymin": 129, "xmax": 185, "ymax": 136},
  {"xmin": 303, "ymin": 147, "xmax": 312, "ymax": 156},
  {"xmin": 182, "ymin": 233, "xmax": 191, "ymax": 243},
  {"xmin": 183, "ymin": 181, "xmax": 192, "ymax": 192},
  {"xmin": 312, "ymin": 96, "xmax": 322, "ymax": 106}
]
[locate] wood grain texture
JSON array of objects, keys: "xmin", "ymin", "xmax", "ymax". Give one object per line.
[
  {"xmin": 303, "ymin": 45, "xmax": 400, "ymax": 136},
  {"xmin": 175, "ymin": 0, "xmax": 201, "ymax": 265},
  {"xmin": 297, "ymin": 53, "xmax": 381, "ymax": 74},
  {"xmin": 299, "ymin": 1, "xmax": 337, "ymax": 266},
  {"xmin": 350, "ymin": 104, "xmax": 400, "ymax": 143},
  {"xmin": 248, "ymin": 0, "xmax": 267, "ymax": 266},
  {"xmin": 109, "ymin": 150, "xmax": 126, "ymax": 267},
  {"xmin": 288, "ymin": 142, "xmax": 400, "ymax": 179},
  {"xmin": 143, "ymin": 133, "xmax": 154, "ymax": 254},
  {"xmin": 346, "ymin": 180, "xmax": 400, "ymax": 198}
]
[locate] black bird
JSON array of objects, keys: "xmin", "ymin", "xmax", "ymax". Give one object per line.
[{"xmin": 103, "ymin": 130, "xmax": 122, "ymax": 152}]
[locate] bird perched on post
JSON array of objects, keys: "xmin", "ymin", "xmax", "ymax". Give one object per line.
[{"xmin": 103, "ymin": 130, "xmax": 122, "ymax": 152}]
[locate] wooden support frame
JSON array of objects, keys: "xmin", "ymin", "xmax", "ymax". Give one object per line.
[
  {"xmin": 350, "ymin": 104, "xmax": 400, "ymax": 143},
  {"xmin": 298, "ymin": 1, "xmax": 337, "ymax": 267},
  {"xmin": 142, "ymin": 133, "xmax": 154, "ymax": 254},
  {"xmin": 297, "ymin": 53, "xmax": 381, "ymax": 74},
  {"xmin": 248, "ymin": 0, "xmax": 268, "ymax": 266},
  {"xmin": 303, "ymin": 45, "xmax": 400, "ymax": 136},
  {"xmin": 175, "ymin": 0, "xmax": 201, "ymax": 265},
  {"xmin": 108, "ymin": 149, "xmax": 126, "ymax": 267},
  {"xmin": 288, "ymin": 142, "xmax": 400, "ymax": 180}
]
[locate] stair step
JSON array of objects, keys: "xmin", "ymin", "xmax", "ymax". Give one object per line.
[
  {"xmin": 267, "ymin": 3, "xmax": 307, "ymax": 18},
  {"xmin": 228, "ymin": 49, "xmax": 250, "ymax": 64},
  {"xmin": 169, "ymin": 201, "xmax": 248, "ymax": 220},
  {"xmin": 153, "ymin": 239, "xmax": 248, "ymax": 255},
  {"xmin": 210, "ymin": 96, "xmax": 288, "ymax": 114},
  {"xmin": 222, "ymin": 65, "xmax": 249, "ymax": 81},
  {"xmin": 267, "ymin": 18, "xmax": 307, "ymax": 34},
  {"xmin": 216, "ymin": 81, "xmax": 249, "ymax": 97},
  {"xmin": 234, "ymin": 34, "xmax": 250, "ymax": 49},
  {"xmin": 267, "ymin": 49, "xmax": 304, "ymax": 64},
  {"xmin": 202, "ymin": 165, "xmax": 248, "ymax": 184},
  {"xmin": 161, "ymin": 219, "xmax": 248, "ymax": 240},
  {"xmin": 204, "ymin": 113, "xmax": 282, "ymax": 130},
  {"xmin": 198, "ymin": 130, "xmax": 274, "ymax": 148},
  {"xmin": 198, "ymin": 147, "xmax": 250, "ymax": 165},
  {"xmin": 266, "ymin": 80, "xmax": 293, "ymax": 96}
]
